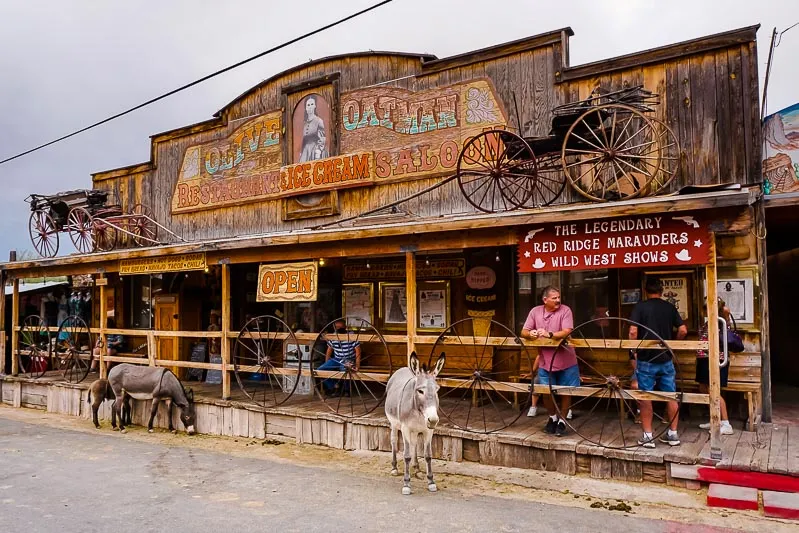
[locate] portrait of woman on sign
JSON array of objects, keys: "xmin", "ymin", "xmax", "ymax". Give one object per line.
[{"xmin": 294, "ymin": 93, "xmax": 331, "ymax": 163}]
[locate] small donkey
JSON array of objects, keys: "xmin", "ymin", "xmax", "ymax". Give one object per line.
[
  {"xmin": 87, "ymin": 378, "xmax": 131, "ymax": 429},
  {"xmin": 384, "ymin": 351, "xmax": 446, "ymax": 495},
  {"xmin": 108, "ymin": 364, "xmax": 196, "ymax": 435}
]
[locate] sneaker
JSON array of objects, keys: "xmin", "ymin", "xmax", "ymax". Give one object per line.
[
  {"xmin": 527, "ymin": 406, "xmax": 538, "ymax": 417},
  {"xmin": 555, "ymin": 420, "xmax": 567, "ymax": 437},
  {"xmin": 659, "ymin": 432, "xmax": 681, "ymax": 446},
  {"xmin": 638, "ymin": 435, "xmax": 655, "ymax": 449},
  {"xmin": 544, "ymin": 418, "xmax": 556, "ymax": 434},
  {"xmin": 721, "ymin": 422, "xmax": 734, "ymax": 435},
  {"xmin": 699, "ymin": 422, "xmax": 711, "ymax": 430},
  {"xmin": 566, "ymin": 409, "xmax": 573, "ymax": 420}
]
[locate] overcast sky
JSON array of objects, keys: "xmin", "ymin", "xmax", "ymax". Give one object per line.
[{"xmin": 1, "ymin": 0, "xmax": 797, "ymax": 259}]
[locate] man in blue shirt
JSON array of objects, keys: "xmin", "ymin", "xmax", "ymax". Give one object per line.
[{"xmin": 318, "ymin": 319, "xmax": 361, "ymax": 396}]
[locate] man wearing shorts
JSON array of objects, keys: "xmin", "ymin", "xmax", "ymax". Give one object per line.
[
  {"xmin": 521, "ymin": 286, "xmax": 579, "ymax": 436},
  {"xmin": 629, "ymin": 278, "xmax": 687, "ymax": 448}
]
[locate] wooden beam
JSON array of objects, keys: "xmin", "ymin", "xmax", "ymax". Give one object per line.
[
  {"xmin": 99, "ymin": 278, "xmax": 107, "ymax": 379},
  {"xmin": 405, "ymin": 251, "xmax": 417, "ymax": 362},
  {"xmin": 146, "ymin": 331, "xmax": 156, "ymax": 367},
  {"xmin": 0, "ymin": 270, "xmax": 6, "ymax": 374},
  {"xmin": 755, "ymin": 200, "xmax": 772, "ymax": 422},
  {"xmin": 706, "ymin": 235, "xmax": 722, "ymax": 460},
  {"xmin": 10, "ymin": 278, "xmax": 19, "ymax": 376},
  {"xmin": 221, "ymin": 264, "xmax": 231, "ymax": 399}
]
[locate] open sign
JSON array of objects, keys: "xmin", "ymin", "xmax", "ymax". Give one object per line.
[{"xmin": 257, "ymin": 261, "xmax": 318, "ymax": 302}]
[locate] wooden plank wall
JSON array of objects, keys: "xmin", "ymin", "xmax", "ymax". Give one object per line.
[{"xmin": 92, "ymin": 40, "xmax": 760, "ymax": 244}]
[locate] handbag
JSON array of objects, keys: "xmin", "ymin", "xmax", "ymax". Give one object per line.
[{"xmin": 725, "ymin": 315, "xmax": 745, "ymax": 353}]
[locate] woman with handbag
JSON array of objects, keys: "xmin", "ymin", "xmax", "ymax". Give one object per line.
[{"xmin": 695, "ymin": 298, "xmax": 743, "ymax": 435}]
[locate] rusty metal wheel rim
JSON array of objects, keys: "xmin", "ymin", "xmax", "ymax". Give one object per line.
[
  {"xmin": 56, "ymin": 315, "xmax": 93, "ymax": 384},
  {"xmin": 641, "ymin": 118, "xmax": 681, "ymax": 196},
  {"xmin": 548, "ymin": 317, "xmax": 682, "ymax": 449},
  {"xmin": 311, "ymin": 317, "xmax": 393, "ymax": 418},
  {"xmin": 430, "ymin": 318, "xmax": 532, "ymax": 434},
  {"xmin": 28, "ymin": 210, "xmax": 59, "ymax": 258},
  {"xmin": 561, "ymin": 104, "xmax": 662, "ymax": 202},
  {"xmin": 67, "ymin": 207, "xmax": 94, "ymax": 254},
  {"xmin": 129, "ymin": 203, "xmax": 157, "ymax": 247},
  {"xmin": 19, "ymin": 315, "xmax": 50, "ymax": 378},
  {"xmin": 233, "ymin": 315, "xmax": 300, "ymax": 408},
  {"xmin": 456, "ymin": 130, "xmax": 537, "ymax": 213},
  {"xmin": 94, "ymin": 219, "xmax": 118, "ymax": 252}
]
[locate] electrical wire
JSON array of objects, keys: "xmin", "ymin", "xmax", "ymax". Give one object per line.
[{"xmin": 0, "ymin": 0, "xmax": 393, "ymax": 167}]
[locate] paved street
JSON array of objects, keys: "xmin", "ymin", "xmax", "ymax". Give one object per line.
[{"xmin": 0, "ymin": 410, "xmax": 769, "ymax": 533}]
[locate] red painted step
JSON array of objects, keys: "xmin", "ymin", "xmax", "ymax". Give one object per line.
[
  {"xmin": 763, "ymin": 491, "xmax": 799, "ymax": 520},
  {"xmin": 671, "ymin": 464, "xmax": 799, "ymax": 493},
  {"xmin": 706, "ymin": 484, "xmax": 759, "ymax": 511}
]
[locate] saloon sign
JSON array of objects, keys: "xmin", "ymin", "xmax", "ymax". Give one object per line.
[{"xmin": 517, "ymin": 214, "xmax": 711, "ymax": 272}]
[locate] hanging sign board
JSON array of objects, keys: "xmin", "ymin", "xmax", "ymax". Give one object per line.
[
  {"xmin": 120, "ymin": 253, "xmax": 207, "ymax": 275},
  {"xmin": 257, "ymin": 261, "xmax": 318, "ymax": 302},
  {"xmin": 343, "ymin": 259, "xmax": 465, "ymax": 280},
  {"xmin": 517, "ymin": 214, "xmax": 711, "ymax": 272}
]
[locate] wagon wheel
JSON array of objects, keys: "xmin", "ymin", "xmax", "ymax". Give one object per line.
[
  {"xmin": 129, "ymin": 203, "xmax": 157, "ymax": 247},
  {"xmin": 55, "ymin": 315, "xmax": 93, "ymax": 384},
  {"xmin": 561, "ymin": 103, "xmax": 662, "ymax": 202},
  {"xmin": 457, "ymin": 130, "xmax": 538, "ymax": 213},
  {"xmin": 521, "ymin": 152, "xmax": 567, "ymax": 208},
  {"xmin": 233, "ymin": 315, "xmax": 301, "ymax": 408},
  {"xmin": 28, "ymin": 210, "xmax": 59, "ymax": 258},
  {"xmin": 18, "ymin": 315, "xmax": 50, "ymax": 378},
  {"xmin": 310, "ymin": 317, "xmax": 393, "ymax": 418},
  {"xmin": 93, "ymin": 219, "xmax": 119, "ymax": 252},
  {"xmin": 547, "ymin": 317, "xmax": 682, "ymax": 449},
  {"xmin": 640, "ymin": 118, "xmax": 681, "ymax": 196},
  {"xmin": 67, "ymin": 207, "xmax": 95, "ymax": 254},
  {"xmin": 430, "ymin": 318, "xmax": 532, "ymax": 434}
]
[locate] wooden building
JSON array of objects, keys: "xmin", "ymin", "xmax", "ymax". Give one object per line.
[{"xmin": 2, "ymin": 25, "xmax": 782, "ymax": 481}]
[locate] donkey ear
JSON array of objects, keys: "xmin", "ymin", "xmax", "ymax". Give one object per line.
[
  {"xmin": 186, "ymin": 388, "xmax": 194, "ymax": 402},
  {"xmin": 432, "ymin": 352, "xmax": 446, "ymax": 377},
  {"xmin": 408, "ymin": 351, "xmax": 420, "ymax": 375}
]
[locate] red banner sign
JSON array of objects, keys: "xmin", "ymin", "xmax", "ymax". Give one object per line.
[{"xmin": 517, "ymin": 214, "xmax": 711, "ymax": 272}]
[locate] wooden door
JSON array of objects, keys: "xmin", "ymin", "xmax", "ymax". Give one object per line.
[{"xmin": 155, "ymin": 295, "xmax": 180, "ymax": 378}]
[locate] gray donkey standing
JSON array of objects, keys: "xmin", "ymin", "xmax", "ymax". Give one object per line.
[
  {"xmin": 107, "ymin": 364, "xmax": 196, "ymax": 435},
  {"xmin": 384, "ymin": 351, "xmax": 446, "ymax": 495},
  {"xmin": 87, "ymin": 378, "xmax": 131, "ymax": 429}
]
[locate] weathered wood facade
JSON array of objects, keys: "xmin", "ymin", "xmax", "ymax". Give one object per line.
[{"xmin": 1, "ymin": 25, "xmax": 770, "ymax": 473}]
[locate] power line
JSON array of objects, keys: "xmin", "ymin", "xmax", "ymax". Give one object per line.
[{"xmin": 0, "ymin": 0, "xmax": 393, "ymax": 167}]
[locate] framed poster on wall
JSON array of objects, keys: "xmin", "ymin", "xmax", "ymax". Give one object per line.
[
  {"xmin": 643, "ymin": 270, "xmax": 695, "ymax": 331},
  {"xmin": 379, "ymin": 282, "xmax": 407, "ymax": 330},
  {"xmin": 716, "ymin": 265, "xmax": 759, "ymax": 329},
  {"xmin": 342, "ymin": 283, "xmax": 374, "ymax": 326},
  {"xmin": 418, "ymin": 280, "xmax": 450, "ymax": 332}
]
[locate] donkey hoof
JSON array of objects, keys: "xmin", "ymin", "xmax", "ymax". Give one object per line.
[
  {"xmin": 402, "ymin": 486, "xmax": 411, "ymax": 496},
  {"xmin": 390, "ymin": 469, "xmax": 399, "ymax": 476},
  {"xmin": 148, "ymin": 429, "xmax": 154, "ymax": 433},
  {"xmin": 94, "ymin": 425, "xmax": 100, "ymax": 430},
  {"xmin": 428, "ymin": 483, "xmax": 438, "ymax": 493},
  {"xmin": 112, "ymin": 427, "xmax": 119, "ymax": 432},
  {"xmin": 120, "ymin": 429, "xmax": 128, "ymax": 434},
  {"xmin": 171, "ymin": 429, "xmax": 177, "ymax": 434}
]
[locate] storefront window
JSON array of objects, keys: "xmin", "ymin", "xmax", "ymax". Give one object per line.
[{"xmin": 128, "ymin": 274, "xmax": 162, "ymax": 329}]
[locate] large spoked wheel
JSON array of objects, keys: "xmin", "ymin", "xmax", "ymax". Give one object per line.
[
  {"xmin": 430, "ymin": 318, "xmax": 532, "ymax": 434},
  {"xmin": 18, "ymin": 315, "xmax": 50, "ymax": 378},
  {"xmin": 93, "ymin": 219, "xmax": 119, "ymax": 252},
  {"xmin": 640, "ymin": 118, "xmax": 681, "ymax": 197},
  {"xmin": 521, "ymin": 152, "xmax": 567, "ymax": 208},
  {"xmin": 55, "ymin": 315, "xmax": 93, "ymax": 384},
  {"xmin": 129, "ymin": 203, "xmax": 158, "ymax": 247},
  {"xmin": 547, "ymin": 317, "xmax": 682, "ymax": 449},
  {"xmin": 67, "ymin": 207, "xmax": 95, "ymax": 254},
  {"xmin": 561, "ymin": 104, "xmax": 662, "ymax": 202},
  {"xmin": 310, "ymin": 317, "xmax": 393, "ymax": 418},
  {"xmin": 457, "ymin": 130, "xmax": 538, "ymax": 213},
  {"xmin": 28, "ymin": 210, "xmax": 59, "ymax": 258},
  {"xmin": 233, "ymin": 315, "xmax": 301, "ymax": 408}
]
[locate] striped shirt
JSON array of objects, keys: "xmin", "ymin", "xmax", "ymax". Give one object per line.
[{"xmin": 327, "ymin": 339, "xmax": 360, "ymax": 363}]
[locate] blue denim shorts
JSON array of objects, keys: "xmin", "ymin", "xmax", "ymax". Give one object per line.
[
  {"xmin": 537, "ymin": 365, "xmax": 581, "ymax": 387},
  {"xmin": 635, "ymin": 360, "xmax": 676, "ymax": 393}
]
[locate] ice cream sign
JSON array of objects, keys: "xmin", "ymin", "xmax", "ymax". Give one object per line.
[{"xmin": 517, "ymin": 214, "xmax": 712, "ymax": 272}]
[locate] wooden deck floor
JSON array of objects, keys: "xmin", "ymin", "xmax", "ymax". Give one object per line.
[{"xmin": 5, "ymin": 372, "xmax": 799, "ymax": 479}]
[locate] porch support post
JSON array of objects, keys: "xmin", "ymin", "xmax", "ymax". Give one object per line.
[
  {"xmin": 706, "ymin": 235, "xmax": 722, "ymax": 460},
  {"xmin": 99, "ymin": 277, "xmax": 107, "ymax": 379},
  {"xmin": 755, "ymin": 200, "xmax": 771, "ymax": 422},
  {"xmin": 0, "ymin": 270, "xmax": 6, "ymax": 374},
  {"xmin": 405, "ymin": 251, "xmax": 417, "ymax": 364},
  {"xmin": 10, "ymin": 278, "xmax": 19, "ymax": 376},
  {"xmin": 221, "ymin": 263, "xmax": 231, "ymax": 400}
]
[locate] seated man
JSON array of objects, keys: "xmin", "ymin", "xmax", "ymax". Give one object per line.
[
  {"xmin": 91, "ymin": 318, "xmax": 124, "ymax": 372},
  {"xmin": 318, "ymin": 319, "xmax": 361, "ymax": 396}
]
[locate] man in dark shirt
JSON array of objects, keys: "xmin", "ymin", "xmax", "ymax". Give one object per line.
[{"xmin": 629, "ymin": 278, "xmax": 687, "ymax": 448}]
